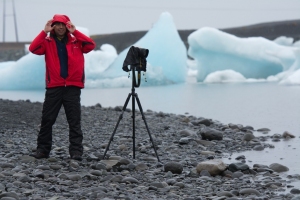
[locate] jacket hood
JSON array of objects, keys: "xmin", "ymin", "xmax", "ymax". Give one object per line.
[{"xmin": 51, "ymin": 14, "xmax": 71, "ymax": 26}]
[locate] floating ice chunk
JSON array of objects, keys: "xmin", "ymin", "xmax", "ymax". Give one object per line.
[
  {"xmin": 204, "ymin": 70, "xmax": 246, "ymax": 83},
  {"xmin": 188, "ymin": 27, "xmax": 297, "ymax": 82}
]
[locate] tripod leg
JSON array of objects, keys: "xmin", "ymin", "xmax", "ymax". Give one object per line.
[
  {"xmin": 103, "ymin": 93, "xmax": 132, "ymax": 159},
  {"xmin": 134, "ymin": 93, "xmax": 161, "ymax": 162},
  {"xmin": 132, "ymin": 89, "xmax": 136, "ymax": 159}
]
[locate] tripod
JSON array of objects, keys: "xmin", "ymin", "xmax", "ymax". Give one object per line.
[{"xmin": 102, "ymin": 66, "xmax": 161, "ymax": 162}]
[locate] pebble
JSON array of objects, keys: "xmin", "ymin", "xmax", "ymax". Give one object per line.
[{"xmin": 0, "ymin": 99, "xmax": 299, "ymax": 199}]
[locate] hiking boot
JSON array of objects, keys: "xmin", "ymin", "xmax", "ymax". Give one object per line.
[
  {"xmin": 29, "ymin": 151, "xmax": 49, "ymax": 159},
  {"xmin": 70, "ymin": 154, "xmax": 82, "ymax": 161}
]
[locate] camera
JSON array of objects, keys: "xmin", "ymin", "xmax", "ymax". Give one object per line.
[{"xmin": 122, "ymin": 46, "xmax": 149, "ymax": 72}]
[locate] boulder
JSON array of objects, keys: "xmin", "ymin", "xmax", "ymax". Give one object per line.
[
  {"xmin": 164, "ymin": 162, "xmax": 183, "ymax": 174},
  {"xmin": 200, "ymin": 127, "xmax": 223, "ymax": 141},
  {"xmin": 269, "ymin": 163, "xmax": 289, "ymax": 172},
  {"xmin": 228, "ymin": 162, "xmax": 249, "ymax": 172},
  {"xmin": 196, "ymin": 159, "xmax": 226, "ymax": 176}
]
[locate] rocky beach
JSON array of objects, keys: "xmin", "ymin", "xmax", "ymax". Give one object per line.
[{"xmin": 0, "ymin": 98, "xmax": 300, "ymax": 200}]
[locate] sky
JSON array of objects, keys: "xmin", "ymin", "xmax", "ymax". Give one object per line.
[{"xmin": 1, "ymin": 0, "xmax": 300, "ymax": 42}]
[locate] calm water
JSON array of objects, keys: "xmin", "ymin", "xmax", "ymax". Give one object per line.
[{"xmin": 1, "ymin": 82, "xmax": 300, "ymax": 177}]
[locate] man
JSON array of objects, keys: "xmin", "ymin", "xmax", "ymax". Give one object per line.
[{"xmin": 29, "ymin": 14, "xmax": 96, "ymax": 161}]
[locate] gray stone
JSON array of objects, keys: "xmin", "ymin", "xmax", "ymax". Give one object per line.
[
  {"xmin": 199, "ymin": 169, "xmax": 211, "ymax": 177},
  {"xmin": 228, "ymin": 162, "xmax": 249, "ymax": 172},
  {"xmin": 36, "ymin": 165, "xmax": 51, "ymax": 170},
  {"xmin": 200, "ymin": 127, "xmax": 223, "ymax": 141},
  {"xmin": 239, "ymin": 188, "xmax": 261, "ymax": 196},
  {"xmin": 243, "ymin": 132, "xmax": 255, "ymax": 142},
  {"xmin": 122, "ymin": 177, "xmax": 139, "ymax": 184},
  {"xmin": 253, "ymin": 145, "xmax": 264, "ymax": 151},
  {"xmin": 196, "ymin": 159, "xmax": 226, "ymax": 176},
  {"xmin": 151, "ymin": 182, "xmax": 168, "ymax": 188},
  {"xmin": 20, "ymin": 155, "xmax": 35, "ymax": 163},
  {"xmin": 164, "ymin": 162, "xmax": 183, "ymax": 174},
  {"xmin": 0, "ymin": 163, "xmax": 15, "ymax": 168},
  {"xmin": 49, "ymin": 165, "xmax": 62, "ymax": 170},
  {"xmin": 232, "ymin": 171, "xmax": 244, "ymax": 178},
  {"xmin": 269, "ymin": 163, "xmax": 289, "ymax": 172},
  {"xmin": 90, "ymin": 170, "xmax": 102, "ymax": 176},
  {"xmin": 0, "ymin": 192, "xmax": 19, "ymax": 200},
  {"xmin": 179, "ymin": 137, "xmax": 191, "ymax": 144},
  {"xmin": 173, "ymin": 182, "xmax": 185, "ymax": 188},
  {"xmin": 135, "ymin": 163, "xmax": 148, "ymax": 171},
  {"xmin": 290, "ymin": 188, "xmax": 300, "ymax": 194},
  {"xmin": 67, "ymin": 174, "xmax": 82, "ymax": 181},
  {"xmin": 282, "ymin": 131, "xmax": 295, "ymax": 138},
  {"xmin": 110, "ymin": 175, "xmax": 123, "ymax": 182},
  {"xmin": 217, "ymin": 191, "xmax": 234, "ymax": 197},
  {"xmin": 178, "ymin": 129, "xmax": 196, "ymax": 137}
]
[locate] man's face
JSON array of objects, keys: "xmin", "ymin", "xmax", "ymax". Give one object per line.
[{"xmin": 53, "ymin": 22, "xmax": 67, "ymax": 37}]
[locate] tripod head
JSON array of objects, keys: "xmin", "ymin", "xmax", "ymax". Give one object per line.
[{"xmin": 122, "ymin": 46, "xmax": 149, "ymax": 88}]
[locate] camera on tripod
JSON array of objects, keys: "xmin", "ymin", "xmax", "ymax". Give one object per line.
[
  {"xmin": 103, "ymin": 46, "xmax": 160, "ymax": 162},
  {"xmin": 122, "ymin": 46, "xmax": 149, "ymax": 72},
  {"xmin": 122, "ymin": 46, "xmax": 149, "ymax": 88}
]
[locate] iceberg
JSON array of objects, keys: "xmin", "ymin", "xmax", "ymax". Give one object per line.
[
  {"xmin": 1, "ymin": 12, "xmax": 300, "ymax": 90},
  {"xmin": 0, "ymin": 54, "xmax": 45, "ymax": 90},
  {"xmin": 204, "ymin": 70, "xmax": 246, "ymax": 83},
  {"xmin": 99, "ymin": 12, "xmax": 187, "ymax": 87},
  {"xmin": 0, "ymin": 12, "xmax": 187, "ymax": 90},
  {"xmin": 188, "ymin": 27, "xmax": 300, "ymax": 84},
  {"xmin": 0, "ymin": 44, "xmax": 117, "ymax": 90}
]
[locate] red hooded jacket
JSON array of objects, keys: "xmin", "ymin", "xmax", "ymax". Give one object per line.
[{"xmin": 29, "ymin": 14, "xmax": 96, "ymax": 89}]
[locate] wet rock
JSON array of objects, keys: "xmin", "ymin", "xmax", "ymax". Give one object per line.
[
  {"xmin": 228, "ymin": 162, "xmax": 249, "ymax": 172},
  {"xmin": 257, "ymin": 128, "xmax": 271, "ymax": 132},
  {"xmin": 282, "ymin": 131, "xmax": 295, "ymax": 138},
  {"xmin": 290, "ymin": 188, "xmax": 300, "ymax": 194},
  {"xmin": 232, "ymin": 171, "xmax": 244, "ymax": 178},
  {"xmin": 269, "ymin": 163, "xmax": 289, "ymax": 172},
  {"xmin": 253, "ymin": 145, "xmax": 264, "ymax": 151},
  {"xmin": 194, "ymin": 118, "xmax": 212, "ymax": 126},
  {"xmin": 235, "ymin": 155, "xmax": 246, "ymax": 160},
  {"xmin": 243, "ymin": 132, "xmax": 255, "ymax": 142}
]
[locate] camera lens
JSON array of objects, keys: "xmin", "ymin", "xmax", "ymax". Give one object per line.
[{"xmin": 139, "ymin": 48, "xmax": 149, "ymax": 58}]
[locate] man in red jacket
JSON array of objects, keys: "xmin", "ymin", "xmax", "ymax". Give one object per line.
[{"xmin": 29, "ymin": 14, "xmax": 96, "ymax": 161}]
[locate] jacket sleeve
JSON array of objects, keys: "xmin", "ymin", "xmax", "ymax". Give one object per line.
[
  {"xmin": 29, "ymin": 31, "xmax": 47, "ymax": 55},
  {"xmin": 72, "ymin": 30, "xmax": 96, "ymax": 53}
]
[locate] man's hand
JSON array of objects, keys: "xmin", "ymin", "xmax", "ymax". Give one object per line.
[
  {"xmin": 44, "ymin": 19, "xmax": 54, "ymax": 33},
  {"xmin": 66, "ymin": 21, "xmax": 76, "ymax": 33}
]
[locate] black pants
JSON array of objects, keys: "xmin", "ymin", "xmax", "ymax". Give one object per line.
[{"xmin": 37, "ymin": 86, "xmax": 83, "ymax": 156}]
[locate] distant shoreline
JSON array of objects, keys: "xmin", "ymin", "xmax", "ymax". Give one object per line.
[{"xmin": 1, "ymin": 19, "xmax": 299, "ymax": 62}]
